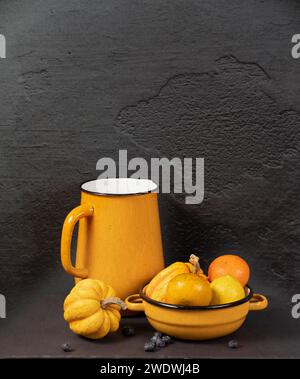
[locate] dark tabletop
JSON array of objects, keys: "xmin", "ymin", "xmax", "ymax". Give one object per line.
[{"xmin": 0, "ymin": 273, "xmax": 298, "ymax": 359}]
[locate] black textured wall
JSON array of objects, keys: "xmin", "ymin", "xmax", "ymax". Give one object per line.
[{"xmin": 0, "ymin": 0, "xmax": 300, "ymax": 313}]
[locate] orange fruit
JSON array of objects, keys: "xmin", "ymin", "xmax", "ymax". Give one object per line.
[
  {"xmin": 208, "ymin": 255, "xmax": 250, "ymax": 287},
  {"xmin": 165, "ymin": 273, "xmax": 212, "ymax": 306}
]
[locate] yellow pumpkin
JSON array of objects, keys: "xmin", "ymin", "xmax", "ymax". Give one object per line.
[
  {"xmin": 146, "ymin": 254, "xmax": 206, "ymax": 302},
  {"xmin": 64, "ymin": 279, "xmax": 127, "ymax": 339}
]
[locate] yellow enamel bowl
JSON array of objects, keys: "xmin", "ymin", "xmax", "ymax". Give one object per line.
[{"xmin": 125, "ymin": 285, "xmax": 268, "ymax": 340}]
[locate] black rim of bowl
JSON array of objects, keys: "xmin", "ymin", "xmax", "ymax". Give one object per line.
[{"xmin": 140, "ymin": 285, "xmax": 253, "ymax": 310}]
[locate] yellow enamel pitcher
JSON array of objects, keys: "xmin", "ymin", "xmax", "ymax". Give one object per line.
[{"xmin": 61, "ymin": 178, "xmax": 164, "ymax": 299}]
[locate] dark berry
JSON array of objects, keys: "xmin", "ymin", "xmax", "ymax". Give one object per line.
[
  {"xmin": 144, "ymin": 342, "xmax": 156, "ymax": 352},
  {"xmin": 150, "ymin": 332, "xmax": 162, "ymax": 345},
  {"xmin": 61, "ymin": 343, "xmax": 73, "ymax": 352},
  {"xmin": 228, "ymin": 339, "xmax": 239, "ymax": 349},
  {"xmin": 156, "ymin": 339, "xmax": 166, "ymax": 348},
  {"xmin": 122, "ymin": 325, "xmax": 135, "ymax": 337},
  {"xmin": 162, "ymin": 335, "xmax": 173, "ymax": 344},
  {"xmin": 161, "ymin": 336, "xmax": 174, "ymax": 345}
]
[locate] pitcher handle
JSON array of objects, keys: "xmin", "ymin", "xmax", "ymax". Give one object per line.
[{"xmin": 61, "ymin": 204, "xmax": 94, "ymax": 278}]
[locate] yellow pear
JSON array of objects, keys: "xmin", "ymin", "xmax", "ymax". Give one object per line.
[{"xmin": 210, "ymin": 275, "xmax": 245, "ymax": 305}]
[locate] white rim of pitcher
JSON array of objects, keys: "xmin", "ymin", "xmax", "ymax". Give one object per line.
[{"xmin": 80, "ymin": 178, "xmax": 158, "ymax": 196}]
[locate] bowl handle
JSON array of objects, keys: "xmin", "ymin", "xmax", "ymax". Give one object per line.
[
  {"xmin": 125, "ymin": 294, "xmax": 145, "ymax": 312},
  {"xmin": 249, "ymin": 293, "xmax": 268, "ymax": 311}
]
